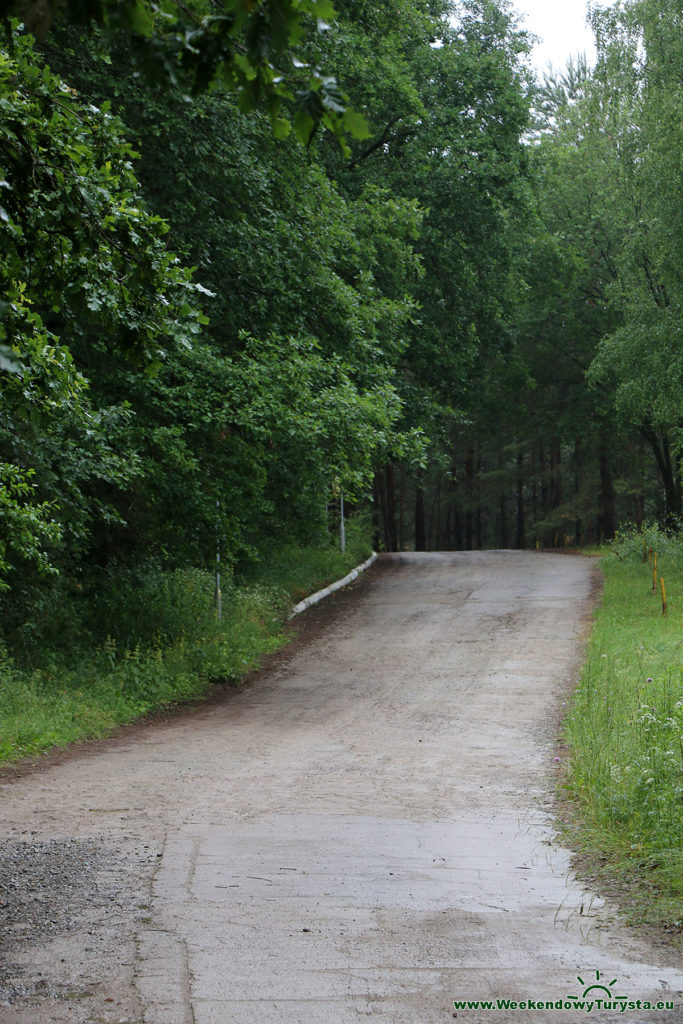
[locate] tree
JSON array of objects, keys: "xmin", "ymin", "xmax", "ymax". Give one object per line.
[
  {"xmin": 586, "ymin": 0, "xmax": 683, "ymax": 520},
  {"xmin": 0, "ymin": 26, "xmax": 203, "ymax": 589},
  {"xmin": 26, "ymin": 21, "xmax": 427, "ymax": 572},
  {"xmin": 316, "ymin": 0, "xmax": 534, "ymax": 548},
  {"xmin": 447, "ymin": 0, "xmax": 683, "ymax": 548}
]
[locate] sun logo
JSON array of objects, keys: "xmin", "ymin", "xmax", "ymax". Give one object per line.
[{"xmin": 570, "ymin": 970, "xmax": 627, "ymax": 1002}]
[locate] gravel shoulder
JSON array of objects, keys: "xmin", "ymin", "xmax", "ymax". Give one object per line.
[{"xmin": 1, "ymin": 552, "xmax": 682, "ymax": 1024}]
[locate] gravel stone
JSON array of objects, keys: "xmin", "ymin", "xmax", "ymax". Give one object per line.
[{"xmin": 0, "ymin": 836, "xmax": 150, "ymax": 1020}]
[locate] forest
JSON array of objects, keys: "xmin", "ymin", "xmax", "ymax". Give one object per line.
[{"xmin": 0, "ymin": 0, "xmax": 681, "ymax": 649}]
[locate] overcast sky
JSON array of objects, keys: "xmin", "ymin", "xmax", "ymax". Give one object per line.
[{"xmin": 511, "ymin": 0, "xmax": 599, "ymax": 75}]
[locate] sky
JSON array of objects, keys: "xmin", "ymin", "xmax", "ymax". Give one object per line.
[{"xmin": 511, "ymin": 0, "xmax": 598, "ymax": 75}]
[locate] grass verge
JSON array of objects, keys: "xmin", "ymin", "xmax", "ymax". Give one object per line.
[
  {"xmin": 0, "ymin": 526, "xmax": 372, "ymax": 763},
  {"xmin": 563, "ymin": 525, "xmax": 683, "ymax": 936}
]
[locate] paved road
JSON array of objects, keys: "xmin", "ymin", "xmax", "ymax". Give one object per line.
[{"xmin": 1, "ymin": 552, "xmax": 682, "ymax": 1023}]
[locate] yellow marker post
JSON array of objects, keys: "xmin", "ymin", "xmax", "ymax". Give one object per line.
[
  {"xmin": 660, "ymin": 577, "xmax": 667, "ymax": 616},
  {"xmin": 653, "ymin": 551, "xmax": 658, "ymax": 592}
]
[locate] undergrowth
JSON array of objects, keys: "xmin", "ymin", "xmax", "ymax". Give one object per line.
[
  {"xmin": 0, "ymin": 521, "xmax": 372, "ymax": 762},
  {"xmin": 564, "ymin": 524, "xmax": 683, "ymax": 934}
]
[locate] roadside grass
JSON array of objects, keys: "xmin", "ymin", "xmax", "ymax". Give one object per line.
[
  {"xmin": 563, "ymin": 525, "xmax": 683, "ymax": 935},
  {"xmin": 241, "ymin": 534, "xmax": 371, "ymax": 603},
  {"xmin": 0, "ymin": 524, "xmax": 372, "ymax": 763}
]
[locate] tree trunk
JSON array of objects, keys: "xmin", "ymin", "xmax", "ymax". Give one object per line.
[
  {"xmin": 598, "ymin": 449, "xmax": 617, "ymax": 541},
  {"xmin": 476, "ymin": 450, "xmax": 483, "ymax": 549},
  {"xmin": 550, "ymin": 441, "xmax": 563, "ymax": 510},
  {"xmin": 454, "ymin": 507, "xmax": 464, "ymax": 550},
  {"xmin": 449, "ymin": 464, "xmax": 462, "ymax": 550},
  {"xmin": 415, "ymin": 486, "xmax": 426, "ymax": 551},
  {"xmin": 640, "ymin": 425, "xmax": 680, "ymax": 521},
  {"xmin": 538, "ymin": 440, "xmax": 548, "ymax": 547},
  {"xmin": 372, "ymin": 472, "xmax": 382, "ymax": 551},
  {"xmin": 574, "ymin": 439, "xmax": 582, "ymax": 545},
  {"xmin": 661, "ymin": 433, "xmax": 679, "ymax": 520},
  {"xmin": 498, "ymin": 444, "xmax": 509, "ymax": 548},
  {"xmin": 530, "ymin": 447, "xmax": 538, "ymax": 545},
  {"xmin": 398, "ymin": 467, "xmax": 406, "ymax": 551},
  {"xmin": 430, "ymin": 478, "xmax": 442, "ymax": 550},
  {"xmin": 515, "ymin": 448, "xmax": 526, "ymax": 549},
  {"xmin": 465, "ymin": 445, "xmax": 474, "ymax": 551},
  {"xmin": 380, "ymin": 464, "xmax": 398, "ymax": 551}
]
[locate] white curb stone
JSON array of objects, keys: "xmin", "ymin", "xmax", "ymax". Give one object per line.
[{"xmin": 289, "ymin": 552, "xmax": 377, "ymax": 618}]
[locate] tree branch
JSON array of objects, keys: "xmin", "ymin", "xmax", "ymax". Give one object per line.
[{"xmin": 350, "ymin": 116, "xmax": 407, "ymax": 168}]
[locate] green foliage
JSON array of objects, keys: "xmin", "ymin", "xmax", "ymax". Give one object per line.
[
  {"xmin": 312, "ymin": 0, "xmax": 535, "ymax": 548},
  {"xmin": 610, "ymin": 520, "xmax": 683, "ymax": 564},
  {"xmin": 15, "ymin": 0, "xmax": 536, "ymax": 573},
  {"xmin": 563, "ymin": 542, "xmax": 683, "ymax": 928},
  {"xmin": 436, "ymin": 0, "xmax": 683, "ymax": 554},
  {"xmin": 0, "ymin": 0, "xmax": 369, "ymax": 148},
  {"xmin": 243, "ymin": 511, "xmax": 372, "ymax": 596},
  {"xmin": 0, "ymin": 29, "xmax": 202, "ymax": 364},
  {"xmin": 0, "ymin": 465, "xmax": 61, "ymax": 587},
  {"xmin": 28, "ymin": 30, "xmax": 431, "ymax": 573},
  {"xmin": 0, "ymin": 529, "xmax": 372, "ymax": 761},
  {"xmin": 0, "ymin": 25, "xmax": 204, "ymax": 590},
  {"xmin": 326, "ymin": 0, "xmax": 532, "ymax": 395},
  {"xmin": 584, "ymin": 0, "xmax": 683, "ymax": 504},
  {"xmin": 0, "ymin": 577, "xmax": 285, "ymax": 759}
]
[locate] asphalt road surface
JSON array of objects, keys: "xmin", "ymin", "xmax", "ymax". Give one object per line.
[{"xmin": 1, "ymin": 552, "xmax": 682, "ymax": 1024}]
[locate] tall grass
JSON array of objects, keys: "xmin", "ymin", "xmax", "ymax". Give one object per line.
[
  {"xmin": 564, "ymin": 525, "xmax": 683, "ymax": 932},
  {"xmin": 0, "ymin": 522, "xmax": 372, "ymax": 763}
]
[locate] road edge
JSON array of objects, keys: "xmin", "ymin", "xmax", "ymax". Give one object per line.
[{"xmin": 289, "ymin": 552, "xmax": 377, "ymax": 618}]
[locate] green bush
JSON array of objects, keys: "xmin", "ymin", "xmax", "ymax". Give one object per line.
[{"xmin": 610, "ymin": 520, "xmax": 683, "ymax": 564}]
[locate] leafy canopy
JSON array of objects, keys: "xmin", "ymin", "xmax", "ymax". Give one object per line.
[{"xmin": 0, "ymin": 0, "xmax": 370, "ymax": 146}]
